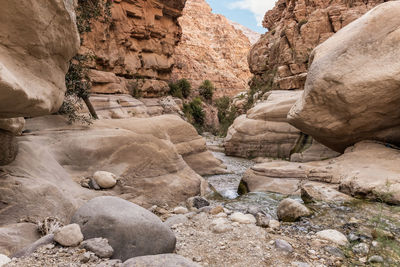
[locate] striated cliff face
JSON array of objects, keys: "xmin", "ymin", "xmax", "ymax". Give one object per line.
[
  {"xmin": 249, "ymin": 0, "xmax": 386, "ymax": 90},
  {"xmin": 171, "ymin": 0, "xmax": 254, "ymax": 98},
  {"xmin": 79, "ymin": 0, "xmax": 186, "ymax": 97}
]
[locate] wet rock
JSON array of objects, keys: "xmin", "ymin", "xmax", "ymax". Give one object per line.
[
  {"xmin": 229, "ymin": 212, "xmax": 256, "ymax": 224},
  {"xmin": 0, "ymin": 254, "xmax": 11, "ymax": 266},
  {"xmin": 173, "ymin": 207, "xmax": 188, "ymax": 214},
  {"xmin": 122, "ymin": 254, "xmax": 201, "ymax": 267},
  {"xmin": 316, "ymin": 230, "xmax": 348, "ymax": 246},
  {"xmin": 81, "ymin": 238, "xmax": 113, "ymax": 259},
  {"xmin": 164, "ymin": 215, "xmax": 189, "ymax": 228},
  {"xmin": 54, "ymin": 224, "xmax": 83, "ymax": 247},
  {"xmin": 255, "ymin": 213, "xmax": 271, "ymax": 228},
  {"xmin": 368, "ymin": 255, "xmax": 384, "ymax": 263},
  {"xmin": 274, "ymin": 239, "xmax": 293, "ymax": 253},
  {"xmin": 71, "ymin": 196, "xmax": 176, "ymax": 261},
  {"xmin": 186, "ymin": 196, "xmax": 210, "ymax": 210},
  {"xmin": 352, "ymin": 242, "xmax": 369, "ymax": 255},
  {"xmin": 93, "ymin": 171, "xmax": 117, "ymax": 189},
  {"xmin": 277, "ymin": 198, "xmax": 312, "ymax": 222}
]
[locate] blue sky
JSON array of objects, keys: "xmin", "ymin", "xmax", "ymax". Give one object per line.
[{"xmin": 206, "ymin": 0, "xmax": 277, "ymax": 33}]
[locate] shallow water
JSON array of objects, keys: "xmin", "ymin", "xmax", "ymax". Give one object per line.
[{"xmin": 203, "ymin": 135, "xmax": 400, "ymax": 263}]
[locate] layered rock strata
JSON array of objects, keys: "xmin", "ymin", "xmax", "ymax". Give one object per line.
[
  {"xmin": 79, "ymin": 0, "xmax": 186, "ymax": 97},
  {"xmin": 241, "ymin": 141, "xmax": 400, "ymax": 204},
  {"xmin": 288, "ymin": 1, "xmax": 400, "ymax": 152},
  {"xmin": 249, "ymin": 0, "xmax": 386, "ymax": 90},
  {"xmin": 171, "ymin": 0, "xmax": 254, "ymax": 98},
  {"xmin": 224, "ymin": 90, "xmax": 338, "ymax": 160}
]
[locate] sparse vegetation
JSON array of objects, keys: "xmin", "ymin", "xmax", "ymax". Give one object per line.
[
  {"xmin": 183, "ymin": 97, "xmax": 205, "ymax": 133},
  {"xmin": 199, "ymin": 80, "xmax": 214, "ymax": 101},
  {"xmin": 215, "ymin": 96, "xmax": 237, "ymax": 136},
  {"xmin": 59, "ymin": 0, "xmax": 114, "ymax": 124},
  {"xmin": 169, "ymin": 78, "xmax": 192, "ymax": 99}
]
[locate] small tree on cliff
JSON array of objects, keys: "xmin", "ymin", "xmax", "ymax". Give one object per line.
[{"xmin": 199, "ymin": 80, "xmax": 214, "ymax": 101}]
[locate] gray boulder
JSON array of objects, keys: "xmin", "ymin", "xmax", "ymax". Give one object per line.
[
  {"xmin": 81, "ymin": 238, "xmax": 114, "ymax": 258},
  {"xmin": 122, "ymin": 254, "xmax": 201, "ymax": 267},
  {"xmin": 71, "ymin": 196, "xmax": 176, "ymax": 261},
  {"xmin": 277, "ymin": 198, "xmax": 312, "ymax": 222}
]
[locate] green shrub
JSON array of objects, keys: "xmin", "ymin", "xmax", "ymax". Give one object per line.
[
  {"xmin": 215, "ymin": 96, "xmax": 237, "ymax": 136},
  {"xmin": 183, "ymin": 97, "xmax": 205, "ymax": 132},
  {"xmin": 169, "ymin": 78, "xmax": 191, "ymax": 99},
  {"xmin": 199, "ymin": 80, "xmax": 214, "ymax": 101}
]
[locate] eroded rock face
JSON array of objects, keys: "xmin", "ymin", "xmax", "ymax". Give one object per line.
[
  {"xmin": 0, "ymin": 114, "xmax": 225, "ymax": 228},
  {"xmin": 249, "ymin": 0, "xmax": 385, "ymax": 90},
  {"xmin": 79, "ymin": 0, "xmax": 186, "ymax": 97},
  {"xmin": 0, "ymin": 0, "xmax": 80, "ymax": 118},
  {"xmin": 241, "ymin": 141, "xmax": 400, "ymax": 205},
  {"xmin": 224, "ymin": 90, "xmax": 302, "ymax": 159},
  {"xmin": 171, "ymin": 0, "xmax": 254, "ymax": 98},
  {"xmin": 288, "ymin": 1, "xmax": 400, "ymax": 152}
]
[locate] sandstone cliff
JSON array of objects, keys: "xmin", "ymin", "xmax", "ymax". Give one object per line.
[
  {"xmin": 171, "ymin": 0, "xmax": 254, "ymax": 98},
  {"xmin": 79, "ymin": 0, "xmax": 186, "ymax": 97},
  {"xmin": 249, "ymin": 0, "xmax": 386, "ymax": 90}
]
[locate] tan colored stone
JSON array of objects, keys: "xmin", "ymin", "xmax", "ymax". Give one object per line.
[
  {"xmin": 242, "ymin": 141, "xmax": 400, "ymax": 204},
  {"xmin": 171, "ymin": 0, "xmax": 254, "ymax": 98},
  {"xmin": 288, "ymin": 1, "xmax": 400, "ymax": 152},
  {"xmin": 0, "ymin": 118, "xmax": 25, "ymax": 135},
  {"xmin": 225, "ymin": 91, "xmax": 302, "ymax": 159},
  {"xmin": 0, "ymin": 0, "xmax": 79, "ymax": 118},
  {"xmin": 249, "ymin": 0, "xmax": 385, "ymax": 90}
]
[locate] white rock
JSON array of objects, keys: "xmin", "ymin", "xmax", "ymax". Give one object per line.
[
  {"xmin": 210, "ymin": 218, "xmax": 232, "ymax": 233},
  {"xmin": 93, "ymin": 171, "xmax": 117, "ymax": 189},
  {"xmin": 268, "ymin": 219, "xmax": 280, "ymax": 229},
  {"xmin": 0, "ymin": 254, "xmax": 11, "ymax": 266},
  {"xmin": 173, "ymin": 206, "xmax": 188, "ymax": 214},
  {"xmin": 316, "ymin": 229, "xmax": 348, "ymax": 246},
  {"xmin": 54, "ymin": 224, "xmax": 84, "ymax": 247},
  {"xmin": 229, "ymin": 212, "xmax": 256, "ymax": 224}
]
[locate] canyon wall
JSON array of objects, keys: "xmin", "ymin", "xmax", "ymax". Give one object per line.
[
  {"xmin": 249, "ymin": 0, "xmax": 386, "ymax": 90},
  {"xmin": 79, "ymin": 0, "xmax": 186, "ymax": 97},
  {"xmin": 171, "ymin": 0, "xmax": 255, "ymax": 98}
]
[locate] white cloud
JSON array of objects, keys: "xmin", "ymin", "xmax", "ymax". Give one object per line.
[{"xmin": 229, "ymin": 0, "xmax": 277, "ymax": 26}]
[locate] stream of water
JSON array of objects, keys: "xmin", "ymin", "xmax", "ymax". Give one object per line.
[{"xmin": 203, "ymin": 135, "xmax": 400, "ymax": 263}]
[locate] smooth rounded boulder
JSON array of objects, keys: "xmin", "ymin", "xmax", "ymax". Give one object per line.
[
  {"xmin": 277, "ymin": 198, "xmax": 312, "ymax": 222},
  {"xmin": 71, "ymin": 196, "xmax": 176, "ymax": 261},
  {"xmin": 288, "ymin": 1, "xmax": 400, "ymax": 152}
]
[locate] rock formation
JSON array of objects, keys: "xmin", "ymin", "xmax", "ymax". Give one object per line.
[
  {"xmin": 79, "ymin": 0, "xmax": 186, "ymax": 97},
  {"xmin": 241, "ymin": 141, "xmax": 400, "ymax": 205},
  {"xmin": 249, "ymin": 0, "xmax": 386, "ymax": 90},
  {"xmin": 229, "ymin": 21, "xmax": 261, "ymax": 45},
  {"xmin": 0, "ymin": 0, "xmax": 80, "ymax": 165},
  {"xmin": 171, "ymin": 0, "xmax": 254, "ymax": 98},
  {"xmin": 288, "ymin": 1, "xmax": 400, "ymax": 152},
  {"xmin": 225, "ymin": 90, "xmax": 339, "ymax": 160}
]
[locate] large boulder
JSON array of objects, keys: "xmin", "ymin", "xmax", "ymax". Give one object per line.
[
  {"xmin": 0, "ymin": 0, "xmax": 79, "ymax": 118},
  {"xmin": 71, "ymin": 197, "xmax": 176, "ymax": 261},
  {"xmin": 288, "ymin": 2, "xmax": 400, "ymax": 152},
  {"xmin": 241, "ymin": 141, "xmax": 400, "ymax": 204},
  {"xmin": 225, "ymin": 91, "xmax": 302, "ymax": 159}
]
